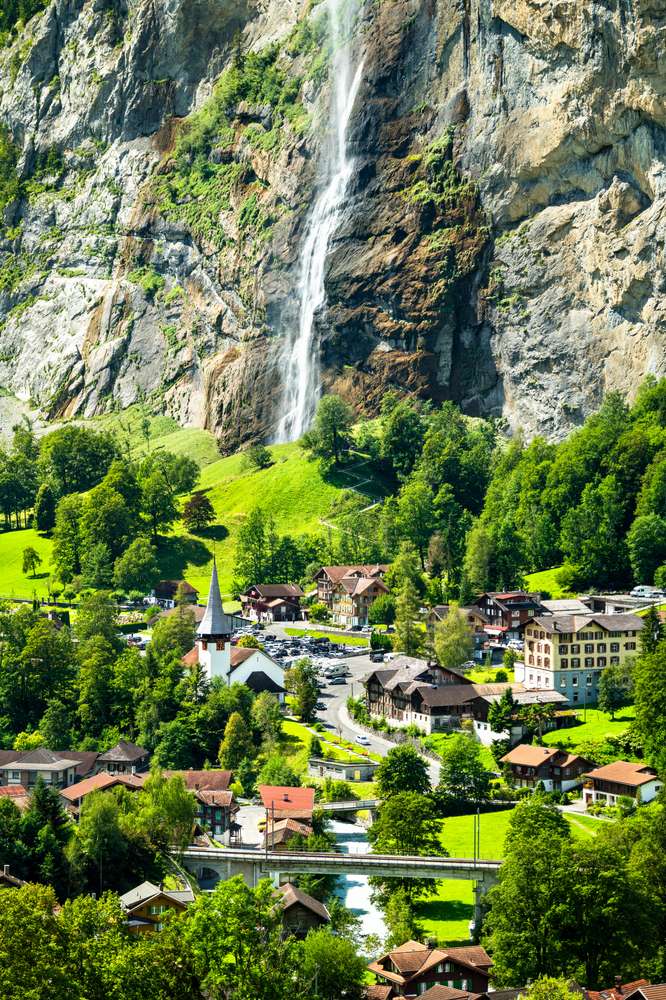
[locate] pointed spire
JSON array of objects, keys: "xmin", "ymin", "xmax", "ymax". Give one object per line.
[{"xmin": 197, "ymin": 558, "xmax": 232, "ymax": 638}]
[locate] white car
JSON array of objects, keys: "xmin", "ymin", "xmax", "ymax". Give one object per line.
[{"xmin": 355, "ymin": 734, "xmax": 371, "ymax": 746}]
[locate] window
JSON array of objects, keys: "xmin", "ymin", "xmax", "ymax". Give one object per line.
[
  {"xmin": 571, "ymin": 644, "xmax": 580, "ymax": 654},
  {"xmin": 559, "ymin": 645, "xmax": 568, "ymax": 655},
  {"xmin": 537, "ymin": 643, "xmax": 542, "ymax": 653},
  {"xmin": 572, "ymin": 657, "xmax": 580, "ymax": 668},
  {"xmin": 540, "ymin": 631, "xmax": 545, "ymax": 639},
  {"xmin": 544, "ymin": 658, "xmax": 550, "ymax": 667},
  {"xmin": 610, "ymin": 642, "xmax": 619, "ymax": 652},
  {"xmin": 597, "ymin": 657, "xmax": 606, "ymax": 667},
  {"xmin": 586, "ymin": 673, "xmax": 593, "ymax": 686},
  {"xmin": 561, "ymin": 658, "xmax": 568, "ymax": 668},
  {"xmin": 437, "ymin": 964, "xmax": 444, "ymax": 973},
  {"xmin": 554, "ymin": 767, "xmax": 561, "ymax": 775},
  {"xmin": 528, "ymin": 655, "xmax": 534, "ymax": 665},
  {"xmin": 595, "ymin": 631, "xmax": 603, "ymax": 640},
  {"xmin": 529, "ymin": 674, "xmax": 533, "ymax": 682},
  {"xmin": 545, "ymin": 675, "xmax": 550, "ymax": 686},
  {"xmin": 526, "ymin": 629, "xmax": 533, "ymax": 636},
  {"xmin": 537, "ymin": 675, "xmax": 541, "ymax": 685},
  {"xmin": 611, "ymin": 656, "xmax": 620, "ymax": 665},
  {"xmin": 149, "ymin": 905, "xmax": 159, "ymax": 914},
  {"xmin": 528, "ymin": 610, "xmax": 534, "ymax": 616},
  {"xmin": 573, "ymin": 692, "xmax": 579, "ymax": 703},
  {"xmin": 572, "ymin": 675, "xmax": 579, "ymax": 686},
  {"xmin": 585, "ymin": 657, "xmax": 594, "ymax": 668},
  {"xmin": 597, "ymin": 643, "xmax": 606, "ymax": 653},
  {"xmin": 626, "ymin": 642, "xmax": 637, "ymax": 650},
  {"xmin": 585, "ymin": 644, "xmax": 593, "ymax": 654},
  {"xmin": 610, "ymin": 630, "xmax": 621, "ymax": 637},
  {"xmin": 560, "ymin": 675, "xmax": 567, "ymax": 688}
]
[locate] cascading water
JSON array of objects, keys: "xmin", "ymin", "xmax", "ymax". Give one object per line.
[{"xmin": 274, "ymin": 2, "xmax": 364, "ymax": 443}]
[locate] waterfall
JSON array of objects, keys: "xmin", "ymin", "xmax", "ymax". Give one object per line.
[{"xmin": 274, "ymin": 3, "xmax": 364, "ymax": 444}]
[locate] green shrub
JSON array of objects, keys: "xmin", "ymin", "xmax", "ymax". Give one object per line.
[
  {"xmin": 127, "ymin": 265, "xmax": 165, "ymax": 298},
  {"xmin": 0, "ymin": 122, "xmax": 20, "ymax": 211}
]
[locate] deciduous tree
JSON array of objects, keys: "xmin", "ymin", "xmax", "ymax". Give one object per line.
[
  {"xmin": 375, "ymin": 744, "xmax": 431, "ymax": 798},
  {"xmin": 218, "ymin": 711, "xmax": 254, "ymax": 770}
]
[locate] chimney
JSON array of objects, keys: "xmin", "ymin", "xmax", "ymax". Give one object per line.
[
  {"xmin": 615, "ymin": 977, "xmax": 622, "ymax": 994},
  {"xmin": 283, "ymin": 793, "xmax": 289, "ymax": 801},
  {"xmin": 212, "ymin": 794, "xmax": 215, "ymax": 805},
  {"xmin": 159, "ymin": 882, "xmax": 164, "ymax": 892},
  {"xmin": 131, "ymin": 766, "xmax": 136, "ymax": 776},
  {"xmin": 195, "ymin": 783, "xmax": 199, "ymax": 791},
  {"xmin": 3, "ymin": 865, "xmax": 8, "ymax": 875}
]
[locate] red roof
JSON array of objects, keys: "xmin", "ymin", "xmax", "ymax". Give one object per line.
[
  {"xmin": 258, "ymin": 786, "xmax": 315, "ymax": 814},
  {"xmin": 60, "ymin": 771, "xmax": 145, "ymax": 802},
  {"xmin": 0, "ymin": 785, "xmax": 27, "ymax": 797}
]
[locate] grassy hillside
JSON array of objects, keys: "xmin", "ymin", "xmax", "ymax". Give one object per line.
[
  {"xmin": 524, "ymin": 567, "xmax": 567, "ymax": 598},
  {"xmin": 1, "ymin": 409, "xmax": 391, "ymax": 598}
]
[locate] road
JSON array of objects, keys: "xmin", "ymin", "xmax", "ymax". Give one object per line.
[{"xmin": 254, "ymin": 622, "xmax": 440, "ymax": 786}]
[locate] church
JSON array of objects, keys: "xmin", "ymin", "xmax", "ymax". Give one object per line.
[{"xmin": 182, "ymin": 560, "xmax": 286, "ymax": 702}]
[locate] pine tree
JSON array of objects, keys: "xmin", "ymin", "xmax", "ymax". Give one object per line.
[
  {"xmin": 640, "ymin": 604, "xmax": 664, "ymax": 655},
  {"xmin": 393, "ymin": 577, "xmax": 425, "ymax": 657},
  {"xmin": 218, "ymin": 712, "xmax": 253, "ymax": 770}
]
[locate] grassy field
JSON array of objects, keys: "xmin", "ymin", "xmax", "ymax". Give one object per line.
[
  {"xmin": 425, "ymin": 733, "xmax": 497, "ymax": 772},
  {"xmin": 551, "ymin": 703, "xmax": 636, "ymax": 747},
  {"xmin": 0, "ymin": 527, "xmax": 56, "ymax": 600},
  {"xmin": 466, "ymin": 668, "xmax": 515, "ymax": 684},
  {"xmin": 524, "ymin": 567, "xmax": 567, "ymax": 598},
  {"xmin": 416, "ymin": 806, "xmax": 596, "ymax": 945}
]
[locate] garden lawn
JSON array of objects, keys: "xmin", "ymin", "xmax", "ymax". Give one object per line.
[
  {"xmin": 0, "ymin": 527, "xmax": 55, "ymax": 600},
  {"xmin": 425, "ymin": 733, "xmax": 497, "ymax": 773},
  {"xmin": 563, "ymin": 813, "xmax": 607, "ymax": 836},
  {"xmin": 524, "ymin": 567, "xmax": 567, "ymax": 598}
]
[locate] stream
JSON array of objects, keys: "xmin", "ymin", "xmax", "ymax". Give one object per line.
[{"xmin": 329, "ymin": 819, "xmax": 387, "ymax": 938}]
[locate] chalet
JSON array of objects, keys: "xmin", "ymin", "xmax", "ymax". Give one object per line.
[
  {"xmin": 193, "ymin": 789, "xmax": 239, "ymax": 844},
  {"xmin": 119, "ymin": 880, "xmax": 195, "ymax": 934},
  {"xmin": 583, "ymin": 761, "xmax": 663, "ymax": 807},
  {"xmin": 424, "ymin": 606, "xmax": 490, "ymax": 634},
  {"xmin": 60, "ymin": 771, "xmax": 145, "ymax": 818},
  {"xmin": 241, "ymin": 584, "xmax": 305, "ymax": 622},
  {"xmin": 331, "ymin": 574, "xmax": 391, "ymax": 627},
  {"xmin": 470, "ymin": 689, "xmax": 574, "ymax": 746},
  {"xmin": 95, "ymin": 739, "xmax": 150, "ymax": 776},
  {"xmin": 517, "ymin": 613, "xmax": 641, "ymax": 701},
  {"xmin": 315, "ymin": 565, "xmax": 388, "ymax": 609},
  {"xmin": 0, "ymin": 748, "xmax": 79, "ymax": 789},
  {"xmin": 272, "ymin": 883, "xmax": 330, "ymax": 938},
  {"xmin": 263, "ymin": 818, "xmax": 313, "ymax": 850},
  {"xmin": 367, "ymin": 941, "xmax": 493, "ymax": 996},
  {"xmin": 499, "ymin": 744, "xmax": 596, "ymax": 791},
  {"xmin": 258, "ymin": 785, "xmax": 314, "ymax": 821},
  {"xmin": 473, "ymin": 591, "xmax": 542, "ymax": 639},
  {"xmin": 151, "ymin": 580, "xmax": 199, "ymax": 608},
  {"xmin": 362, "ymin": 657, "xmax": 524, "ymax": 735}
]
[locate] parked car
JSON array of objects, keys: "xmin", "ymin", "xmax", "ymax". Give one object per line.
[
  {"xmin": 328, "ymin": 676, "xmax": 346, "ymax": 685},
  {"xmin": 369, "ymin": 651, "xmax": 384, "ymax": 662},
  {"xmin": 355, "ymin": 734, "xmax": 371, "ymax": 746},
  {"xmin": 265, "ymin": 634, "xmax": 277, "ymax": 640}
]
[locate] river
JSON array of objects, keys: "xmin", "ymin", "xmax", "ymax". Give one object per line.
[{"xmin": 329, "ymin": 819, "xmax": 387, "ymax": 938}]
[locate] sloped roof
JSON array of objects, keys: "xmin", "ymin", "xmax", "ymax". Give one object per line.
[
  {"xmin": 365, "ymin": 986, "xmax": 396, "ymax": 1000},
  {"xmin": 241, "ymin": 670, "xmax": 285, "ymax": 694},
  {"xmin": 531, "ymin": 613, "xmax": 642, "ymax": 632},
  {"xmin": 243, "ymin": 584, "xmax": 304, "ymax": 598},
  {"xmin": 60, "ymin": 771, "xmax": 145, "ymax": 802},
  {"xmin": 586, "ymin": 978, "xmax": 651, "ymax": 1000},
  {"xmin": 198, "ymin": 559, "xmax": 232, "ymax": 638},
  {"xmin": 337, "ymin": 576, "xmax": 390, "ymax": 597},
  {"xmin": 624, "ymin": 987, "xmax": 666, "ymax": 1000},
  {"xmin": 162, "ymin": 769, "xmax": 232, "ymax": 791},
  {"xmin": 0, "ymin": 747, "xmax": 80, "ymax": 771},
  {"xmin": 368, "ymin": 942, "xmax": 493, "ymax": 985},
  {"xmin": 154, "ymin": 580, "xmax": 199, "ymax": 596},
  {"xmin": 263, "ymin": 817, "xmax": 313, "ymax": 848},
  {"xmin": 97, "ymin": 739, "xmax": 148, "ymax": 763},
  {"xmin": 272, "ymin": 883, "xmax": 330, "ymax": 922},
  {"xmin": 540, "ymin": 599, "xmax": 591, "ymax": 613},
  {"xmin": 0, "ymin": 784, "xmax": 27, "ymax": 797},
  {"xmin": 119, "ymin": 880, "xmax": 195, "ymax": 910},
  {"xmin": 258, "ymin": 785, "xmax": 314, "ymax": 813},
  {"xmin": 195, "ymin": 790, "xmax": 236, "ymax": 807},
  {"xmin": 418, "ymin": 988, "xmax": 486, "ymax": 1000},
  {"xmin": 58, "ymin": 751, "xmax": 100, "ymax": 778},
  {"xmin": 317, "ymin": 565, "xmax": 388, "ymax": 584},
  {"xmin": 149, "ymin": 605, "xmax": 206, "ymax": 626},
  {"xmin": 584, "ymin": 761, "xmax": 659, "ymax": 786},
  {"xmin": 500, "ymin": 745, "xmax": 560, "ymax": 767}
]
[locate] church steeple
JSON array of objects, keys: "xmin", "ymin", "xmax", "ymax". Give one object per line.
[
  {"xmin": 198, "ymin": 558, "xmax": 232, "ymax": 641},
  {"xmin": 197, "ymin": 558, "xmax": 232, "ymax": 681}
]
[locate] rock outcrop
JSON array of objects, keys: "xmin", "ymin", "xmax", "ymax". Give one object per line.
[{"xmin": 0, "ymin": 0, "xmax": 664, "ymax": 445}]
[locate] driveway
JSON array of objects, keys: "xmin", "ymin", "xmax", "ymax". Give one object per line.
[{"xmin": 234, "ymin": 804, "xmax": 266, "ymax": 848}]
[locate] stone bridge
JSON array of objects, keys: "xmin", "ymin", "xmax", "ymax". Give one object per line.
[{"xmin": 178, "ymin": 847, "xmax": 502, "ymax": 925}]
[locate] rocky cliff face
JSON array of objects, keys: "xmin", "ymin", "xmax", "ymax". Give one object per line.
[{"xmin": 0, "ymin": 0, "xmax": 664, "ymax": 446}]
